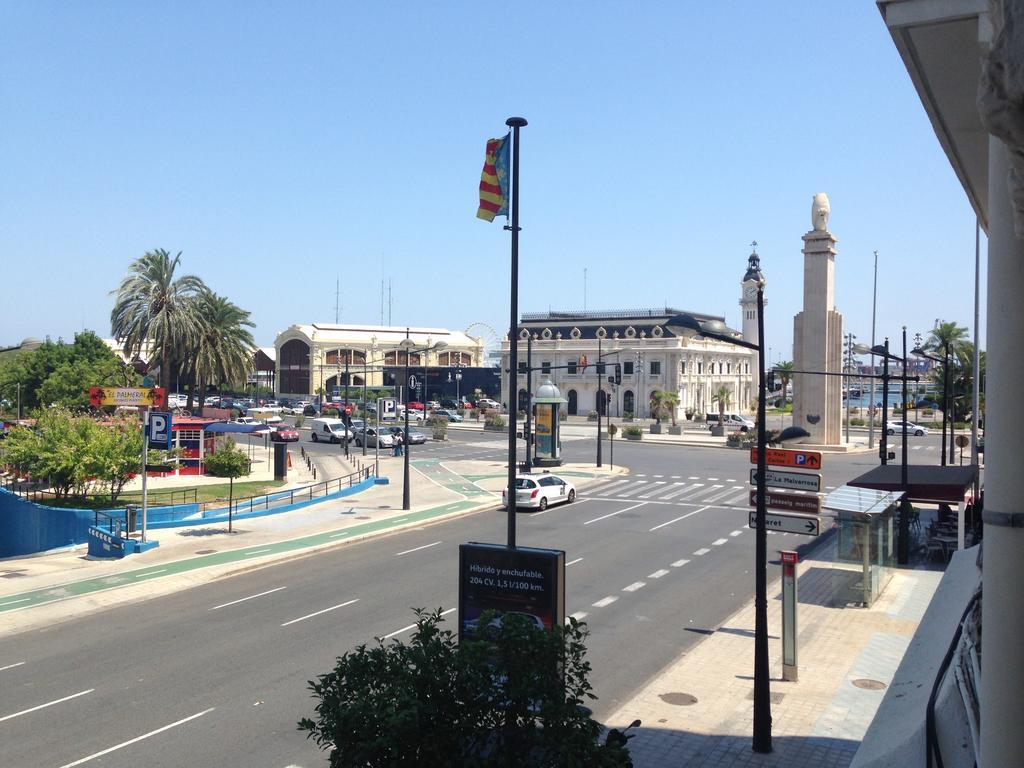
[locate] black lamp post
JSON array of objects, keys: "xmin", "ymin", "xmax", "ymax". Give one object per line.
[
  {"xmin": 668, "ymin": 292, "xmax": 775, "ymax": 754},
  {"xmin": 911, "ymin": 344, "xmax": 949, "ymax": 467},
  {"xmin": 399, "ymin": 331, "xmax": 447, "ymax": 511}
]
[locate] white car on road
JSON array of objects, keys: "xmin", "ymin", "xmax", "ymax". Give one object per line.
[
  {"xmin": 502, "ymin": 473, "xmax": 576, "ymax": 511},
  {"xmin": 886, "ymin": 421, "xmax": 929, "ymax": 436}
]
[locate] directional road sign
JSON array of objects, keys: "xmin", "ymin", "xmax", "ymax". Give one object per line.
[
  {"xmin": 749, "ymin": 510, "xmax": 821, "ymax": 536},
  {"xmin": 750, "ymin": 447, "xmax": 823, "ymax": 470},
  {"xmin": 750, "ymin": 468, "xmax": 822, "ymax": 492},
  {"xmin": 748, "ymin": 489, "xmax": 822, "ymax": 515},
  {"xmin": 147, "ymin": 411, "xmax": 172, "ymax": 450}
]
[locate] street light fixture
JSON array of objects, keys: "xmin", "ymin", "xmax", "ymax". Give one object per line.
[
  {"xmin": 399, "ymin": 333, "xmax": 447, "ymax": 511},
  {"xmin": 667, "ymin": 286, "xmax": 775, "ymax": 754}
]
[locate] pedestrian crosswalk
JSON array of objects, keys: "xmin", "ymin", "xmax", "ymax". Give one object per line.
[{"xmin": 585, "ymin": 477, "xmax": 756, "ymax": 507}]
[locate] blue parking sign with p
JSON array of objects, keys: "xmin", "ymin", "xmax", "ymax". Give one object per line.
[{"xmin": 148, "ymin": 412, "xmax": 172, "ymax": 449}]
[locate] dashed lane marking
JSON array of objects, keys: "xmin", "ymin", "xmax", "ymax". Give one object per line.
[
  {"xmin": 592, "ymin": 596, "xmax": 618, "ymax": 608},
  {"xmin": 712, "ymin": 538, "xmax": 728, "ymax": 546},
  {"xmin": 693, "ymin": 548, "xmax": 711, "ymax": 556},
  {"xmin": 648, "ymin": 569, "xmax": 669, "ymax": 579},
  {"xmin": 671, "ymin": 559, "xmax": 690, "ymax": 567},
  {"xmin": 623, "ymin": 581, "xmax": 645, "ymax": 592}
]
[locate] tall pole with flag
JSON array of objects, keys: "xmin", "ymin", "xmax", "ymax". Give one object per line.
[{"xmin": 478, "ymin": 116, "xmax": 526, "ymax": 549}]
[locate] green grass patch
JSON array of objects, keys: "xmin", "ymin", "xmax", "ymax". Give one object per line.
[{"xmin": 35, "ymin": 480, "xmax": 288, "ymax": 509}]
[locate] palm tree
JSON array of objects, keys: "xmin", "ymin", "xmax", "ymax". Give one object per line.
[
  {"xmin": 110, "ymin": 250, "xmax": 206, "ymax": 391},
  {"xmin": 774, "ymin": 361, "xmax": 794, "ymax": 406},
  {"xmin": 650, "ymin": 390, "xmax": 680, "ymax": 425},
  {"xmin": 711, "ymin": 385, "xmax": 732, "ymax": 423},
  {"xmin": 187, "ymin": 290, "xmax": 256, "ymax": 411},
  {"xmin": 924, "ymin": 320, "xmax": 969, "ymax": 418}
]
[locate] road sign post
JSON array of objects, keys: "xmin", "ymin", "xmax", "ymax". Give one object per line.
[
  {"xmin": 748, "ymin": 489, "xmax": 821, "ymax": 516},
  {"xmin": 750, "ymin": 447, "xmax": 823, "ymax": 470},
  {"xmin": 781, "ymin": 550, "xmax": 799, "ymax": 681},
  {"xmin": 749, "ymin": 468, "xmax": 822, "ymax": 492}
]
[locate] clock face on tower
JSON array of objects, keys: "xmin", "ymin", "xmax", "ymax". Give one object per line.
[{"xmin": 743, "ymin": 282, "xmax": 758, "ymax": 301}]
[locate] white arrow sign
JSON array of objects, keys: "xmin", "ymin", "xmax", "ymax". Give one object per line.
[
  {"xmin": 749, "ymin": 510, "xmax": 821, "ymax": 536},
  {"xmin": 750, "ymin": 468, "xmax": 822, "ymax": 492}
]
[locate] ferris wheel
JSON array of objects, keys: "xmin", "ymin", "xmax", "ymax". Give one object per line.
[{"xmin": 465, "ymin": 321, "xmax": 501, "ymax": 351}]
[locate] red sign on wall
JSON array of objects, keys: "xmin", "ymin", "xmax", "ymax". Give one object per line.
[{"xmin": 749, "ymin": 447, "xmax": 822, "ymax": 469}]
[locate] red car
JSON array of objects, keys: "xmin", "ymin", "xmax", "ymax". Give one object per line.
[
  {"xmin": 269, "ymin": 425, "xmax": 300, "ymax": 442},
  {"xmin": 406, "ymin": 401, "xmax": 425, "ymax": 411}
]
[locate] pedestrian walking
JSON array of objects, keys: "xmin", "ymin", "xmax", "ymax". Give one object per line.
[{"xmin": 392, "ymin": 431, "xmax": 404, "ymax": 457}]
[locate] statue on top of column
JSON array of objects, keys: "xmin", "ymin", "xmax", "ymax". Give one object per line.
[{"xmin": 811, "ymin": 192, "xmax": 831, "ymax": 232}]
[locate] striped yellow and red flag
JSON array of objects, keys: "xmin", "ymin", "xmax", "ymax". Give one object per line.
[{"xmin": 476, "ymin": 133, "xmax": 510, "ymax": 221}]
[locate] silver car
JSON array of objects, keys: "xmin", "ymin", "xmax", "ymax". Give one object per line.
[{"xmin": 354, "ymin": 427, "xmax": 395, "ymax": 448}]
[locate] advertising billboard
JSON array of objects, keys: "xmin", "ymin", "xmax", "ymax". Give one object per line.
[{"xmin": 458, "ymin": 543, "xmax": 565, "ymax": 642}]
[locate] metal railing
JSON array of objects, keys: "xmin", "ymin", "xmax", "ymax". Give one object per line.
[
  {"xmin": 211, "ymin": 465, "xmax": 372, "ymax": 519},
  {"xmin": 1, "ymin": 479, "xmax": 196, "ymax": 508}
]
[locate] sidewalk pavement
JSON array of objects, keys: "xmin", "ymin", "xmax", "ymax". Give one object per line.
[
  {"xmin": 604, "ymin": 544, "xmax": 943, "ymax": 767},
  {"xmin": 0, "ymin": 455, "xmax": 623, "ymax": 637}
]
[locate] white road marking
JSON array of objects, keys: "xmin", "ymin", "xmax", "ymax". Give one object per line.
[
  {"xmin": 569, "ymin": 611, "xmax": 588, "ymax": 621},
  {"xmin": 648, "ymin": 569, "xmax": 669, "ymax": 579},
  {"xmin": 729, "ymin": 530, "xmax": 744, "ymax": 537},
  {"xmin": 56, "ymin": 707, "xmax": 216, "ymax": 768},
  {"xmin": 592, "ymin": 596, "xmax": 618, "ymax": 608},
  {"xmin": 623, "ymin": 581, "xmax": 645, "ymax": 592},
  {"xmin": 693, "ymin": 548, "xmax": 711, "ymax": 556},
  {"xmin": 329, "ymin": 531, "xmax": 352, "ymax": 538},
  {"xmin": 0, "ymin": 598, "xmax": 30, "ymax": 607},
  {"xmin": 712, "ymin": 538, "xmax": 728, "ymax": 546},
  {"xmin": 635, "ymin": 474, "xmax": 647, "ymax": 477},
  {"xmin": 1, "ymin": 689, "xmax": 94, "ymax": 723},
  {"xmin": 566, "ymin": 557, "xmax": 583, "ymax": 566},
  {"xmin": 583, "ymin": 501, "xmax": 647, "ymax": 525},
  {"xmin": 391, "ymin": 517, "xmax": 408, "ymax": 523},
  {"xmin": 134, "ymin": 569, "xmax": 166, "ymax": 578},
  {"xmin": 652, "ymin": 474, "xmax": 664, "ymax": 478},
  {"xmin": 727, "ymin": 478, "xmax": 738, "ymax": 483},
  {"xmin": 0, "ymin": 661, "xmax": 26, "ymax": 672},
  {"xmin": 671, "ymin": 475, "xmax": 682, "ymax": 479},
  {"xmin": 671, "ymin": 559, "xmax": 690, "ymax": 567},
  {"xmin": 687, "ymin": 484, "xmax": 724, "ymax": 501},
  {"xmin": 648, "ymin": 505, "xmax": 710, "ymax": 532},
  {"xmin": 382, "ymin": 607, "xmax": 455, "ymax": 639},
  {"xmin": 281, "ymin": 599, "xmax": 359, "ymax": 627},
  {"xmin": 614, "ymin": 481, "xmax": 651, "ymax": 497},
  {"xmin": 661, "ymin": 484, "xmax": 698, "ymax": 500},
  {"xmin": 588, "ymin": 479, "xmax": 634, "ymax": 494},
  {"xmin": 639, "ymin": 483, "xmax": 676, "ymax": 499},
  {"xmin": 702, "ymin": 486, "xmax": 738, "ymax": 504},
  {"xmin": 707, "ymin": 477, "xmax": 719, "ymax": 481},
  {"xmin": 210, "ymin": 586, "xmax": 287, "ymax": 611},
  {"xmin": 244, "ymin": 548, "xmax": 272, "ymax": 556},
  {"xmin": 688, "ymin": 476, "xmax": 700, "ymax": 480},
  {"xmin": 395, "ymin": 541, "xmax": 442, "ymax": 556}
]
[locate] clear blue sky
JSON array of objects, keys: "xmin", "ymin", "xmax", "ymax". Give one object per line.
[{"xmin": 0, "ymin": 2, "xmax": 984, "ymax": 364}]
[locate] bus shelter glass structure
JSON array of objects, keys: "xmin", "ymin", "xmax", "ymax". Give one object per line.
[{"xmin": 822, "ymin": 486, "xmax": 901, "ymax": 607}]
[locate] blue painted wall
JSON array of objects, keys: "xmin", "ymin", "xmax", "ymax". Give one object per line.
[{"xmin": 0, "ymin": 488, "xmax": 94, "ymax": 557}]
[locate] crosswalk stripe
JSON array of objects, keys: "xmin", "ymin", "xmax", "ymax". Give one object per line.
[
  {"xmin": 687, "ymin": 484, "xmax": 724, "ymax": 501},
  {"xmin": 615, "ymin": 481, "xmax": 652, "ymax": 497},
  {"xmin": 661, "ymin": 483, "xmax": 699, "ymax": 500}
]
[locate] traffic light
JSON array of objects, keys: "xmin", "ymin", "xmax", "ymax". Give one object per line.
[{"xmin": 614, "ymin": 363, "xmax": 622, "ymax": 385}]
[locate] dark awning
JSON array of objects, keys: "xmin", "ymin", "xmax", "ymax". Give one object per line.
[
  {"xmin": 203, "ymin": 422, "xmax": 270, "ymax": 434},
  {"xmin": 847, "ymin": 465, "xmax": 978, "ymax": 504}
]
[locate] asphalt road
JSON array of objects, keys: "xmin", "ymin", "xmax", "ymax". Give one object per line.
[{"xmin": 0, "ymin": 428, "xmax": 919, "ymax": 768}]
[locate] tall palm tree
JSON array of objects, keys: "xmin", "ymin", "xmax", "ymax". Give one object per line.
[
  {"xmin": 774, "ymin": 361, "xmax": 794, "ymax": 404},
  {"xmin": 711, "ymin": 385, "xmax": 732, "ymax": 422},
  {"xmin": 924, "ymin": 320, "xmax": 969, "ymax": 417},
  {"xmin": 110, "ymin": 250, "xmax": 206, "ymax": 391},
  {"xmin": 188, "ymin": 289, "xmax": 256, "ymax": 410},
  {"xmin": 650, "ymin": 390, "xmax": 680, "ymax": 425}
]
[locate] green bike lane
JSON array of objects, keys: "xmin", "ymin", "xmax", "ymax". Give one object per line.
[{"xmin": 0, "ymin": 491, "xmax": 492, "ymax": 615}]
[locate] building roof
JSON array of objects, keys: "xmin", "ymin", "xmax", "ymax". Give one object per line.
[
  {"xmin": 279, "ymin": 323, "xmax": 483, "ymax": 348},
  {"xmin": 847, "ymin": 464, "xmax": 979, "ymax": 504},
  {"xmin": 516, "ymin": 307, "xmax": 731, "ymax": 342}
]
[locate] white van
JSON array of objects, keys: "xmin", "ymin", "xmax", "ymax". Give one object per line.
[
  {"xmin": 309, "ymin": 417, "xmax": 353, "ymax": 443},
  {"xmin": 705, "ymin": 413, "xmax": 756, "ymax": 431}
]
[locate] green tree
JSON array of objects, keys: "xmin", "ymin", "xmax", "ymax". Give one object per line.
[
  {"xmin": 110, "ymin": 249, "xmax": 206, "ymax": 392},
  {"xmin": 298, "ymin": 609, "xmax": 632, "ymax": 768},
  {"xmin": 711, "ymin": 385, "xmax": 732, "ymax": 423},
  {"xmin": 186, "ymin": 289, "xmax": 255, "ymax": 412},
  {"xmin": 87, "ymin": 416, "xmax": 143, "ymax": 502},
  {"xmin": 203, "ymin": 437, "xmax": 250, "ymax": 532},
  {"xmin": 2, "ymin": 408, "xmax": 95, "ymax": 496},
  {"xmin": 650, "ymin": 390, "xmax": 680, "ymax": 425},
  {"xmin": 774, "ymin": 360, "xmax": 794, "ymax": 405},
  {"xmin": 924, "ymin": 321, "xmax": 971, "ymax": 421}
]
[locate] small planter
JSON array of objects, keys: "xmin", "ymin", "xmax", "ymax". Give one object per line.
[
  {"xmin": 667, "ymin": 425, "xmax": 683, "ymax": 435},
  {"xmin": 625, "ymin": 431, "xmax": 643, "ymax": 441},
  {"xmin": 483, "ymin": 423, "xmax": 506, "ymax": 432},
  {"xmin": 726, "ymin": 433, "xmax": 742, "ymax": 448},
  {"xmin": 587, "ymin": 411, "xmax": 599, "ymax": 422},
  {"xmin": 649, "ymin": 423, "xmax": 664, "ymax": 434},
  {"xmin": 710, "ymin": 425, "xmax": 726, "ymax": 437}
]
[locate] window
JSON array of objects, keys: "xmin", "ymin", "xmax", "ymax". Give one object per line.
[
  {"xmin": 745, "ymin": 363, "xmax": 750, "ymax": 374},
  {"xmin": 567, "ymin": 361, "xmax": 577, "ymax": 375},
  {"xmin": 718, "ymin": 362, "xmax": 724, "ymax": 374},
  {"xmin": 623, "ymin": 361, "xmax": 634, "ymax": 375},
  {"xmin": 649, "ymin": 361, "xmax": 661, "ymax": 375},
  {"xmin": 727, "ymin": 362, "xmax": 732, "ymax": 374},
  {"xmin": 697, "ymin": 362, "xmax": 704, "ymax": 374},
  {"xmin": 681, "ymin": 361, "xmax": 687, "ymax": 375},
  {"xmin": 541, "ymin": 361, "xmax": 551, "ymax": 374}
]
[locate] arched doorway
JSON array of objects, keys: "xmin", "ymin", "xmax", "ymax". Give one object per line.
[
  {"xmin": 567, "ymin": 389, "xmax": 578, "ymax": 416},
  {"xmin": 279, "ymin": 339, "xmax": 311, "ymax": 395},
  {"xmin": 623, "ymin": 390, "xmax": 635, "ymax": 416}
]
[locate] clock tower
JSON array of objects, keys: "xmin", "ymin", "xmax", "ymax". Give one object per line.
[{"xmin": 740, "ymin": 244, "xmax": 763, "ymax": 400}]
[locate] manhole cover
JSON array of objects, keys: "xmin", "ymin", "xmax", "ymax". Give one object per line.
[
  {"xmin": 852, "ymin": 678, "xmax": 887, "ymax": 690},
  {"xmin": 195, "ymin": 549, "xmax": 217, "ymax": 554},
  {"xmin": 658, "ymin": 692, "xmax": 698, "ymax": 706}
]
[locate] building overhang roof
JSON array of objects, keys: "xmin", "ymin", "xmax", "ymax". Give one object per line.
[
  {"xmin": 847, "ymin": 464, "xmax": 978, "ymax": 503},
  {"xmin": 878, "ymin": 0, "xmax": 990, "ymax": 229}
]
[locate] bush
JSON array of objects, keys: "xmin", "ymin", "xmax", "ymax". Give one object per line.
[
  {"xmin": 485, "ymin": 413, "xmax": 506, "ymax": 428},
  {"xmin": 298, "ymin": 609, "xmax": 632, "ymax": 768},
  {"xmin": 294, "ymin": 415, "xmax": 305, "ymax": 428},
  {"xmin": 587, "ymin": 410, "xmax": 599, "ymax": 422},
  {"xmin": 623, "ymin": 425, "xmax": 643, "ymax": 437}
]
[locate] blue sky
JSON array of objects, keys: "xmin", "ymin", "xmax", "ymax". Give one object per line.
[{"xmin": 0, "ymin": 2, "xmax": 984, "ymax": 364}]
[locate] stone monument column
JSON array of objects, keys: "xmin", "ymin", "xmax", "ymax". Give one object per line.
[{"xmin": 792, "ymin": 193, "xmax": 843, "ymax": 445}]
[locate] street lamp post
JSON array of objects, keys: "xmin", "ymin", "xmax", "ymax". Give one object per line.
[
  {"xmin": 911, "ymin": 344, "xmax": 949, "ymax": 467},
  {"xmin": 399, "ymin": 331, "xmax": 447, "ymax": 511},
  {"xmin": 668, "ymin": 289, "xmax": 777, "ymax": 753}
]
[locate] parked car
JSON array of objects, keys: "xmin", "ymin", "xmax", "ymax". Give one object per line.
[
  {"xmin": 406, "ymin": 401, "xmax": 425, "ymax": 411},
  {"xmin": 425, "ymin": 400, "xmax": 441, "ymax": 410},
  {"xmin": 886, "ymin": 421, "xmax": 929, "ymax": 436},
  {"xmin": 269, "ymin": 424, "xmax": 300, "ymax": 442},
  {"xmin": 432, "ymin": 409, "xmax": 464, "ymax": 422},
  {"xmin": 705, "ymin": 413, "xmax": 755, "ymax": 431},
  {"xmin": 502, "ymin": 473, "xmax": 576, "ymax": 511},
  {"xmin": 440, "ymin": 399, "xmax": 465, "ymax": 410},
  {"xmin": 476, "ymin": 398, "xmax": 501, "ymax": 410},
  {"xmin": 308, "ymin": 417, "xmax": 353, "ymax": 443},
  {"xmin": 386, "ymin": 425, "xmax": 427, "ymax": 445},
  {"xmin": 354, "ymin": 427, "xmax": 395, "ymax": 448},
  {"xmin": 302, "ymin": 404, "xmax": 318, "ymax": 416}
]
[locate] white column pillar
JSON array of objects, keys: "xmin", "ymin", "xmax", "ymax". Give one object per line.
[{"xmin": 980, "ymin": 136, "xmax": 1024, "ymax": 768}]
